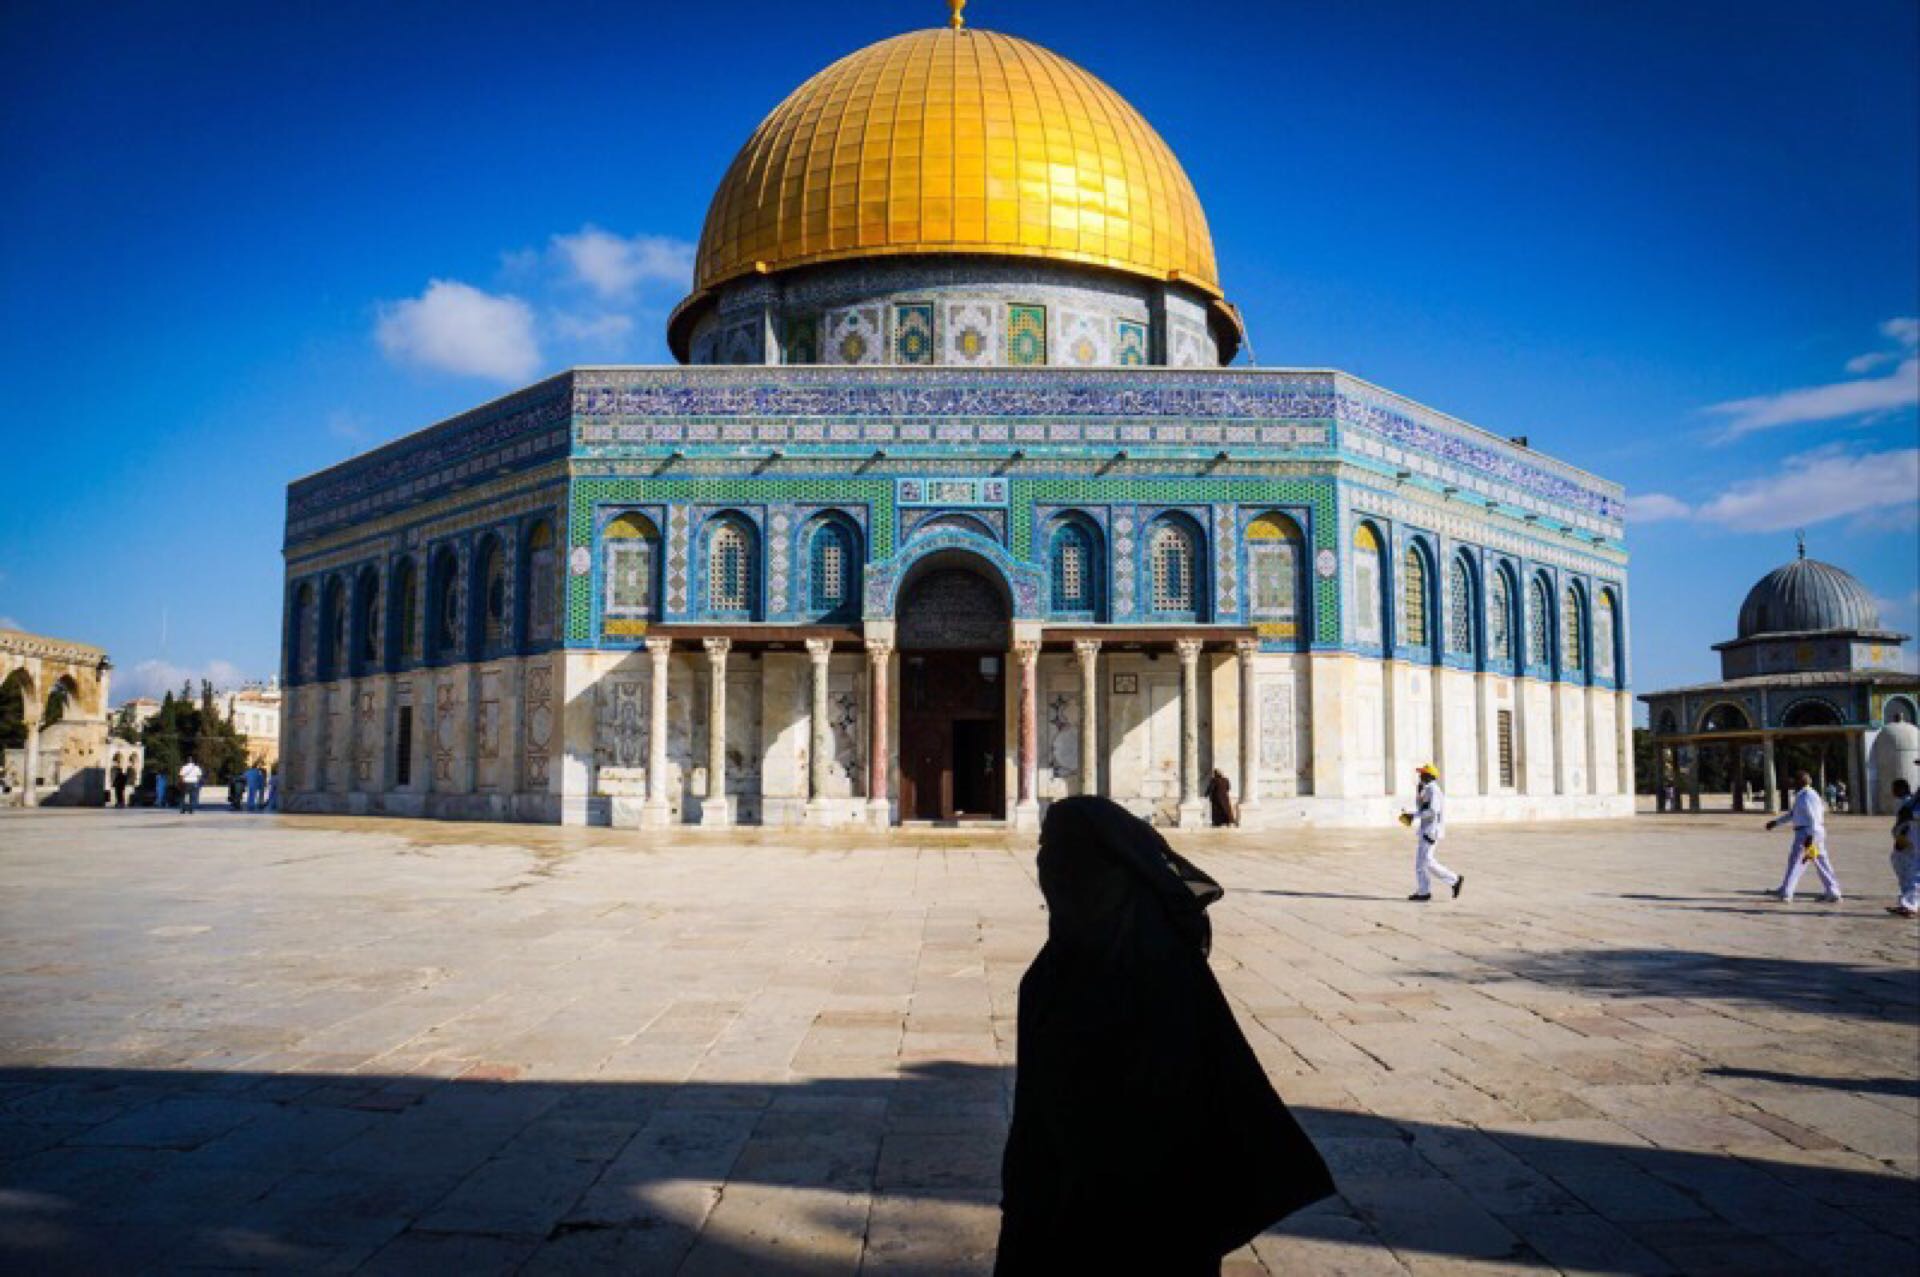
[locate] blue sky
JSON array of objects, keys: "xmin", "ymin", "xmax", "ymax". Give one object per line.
[{"xmin": 1, "ymin": 0, "xmax": 1915, "ymax": 706}]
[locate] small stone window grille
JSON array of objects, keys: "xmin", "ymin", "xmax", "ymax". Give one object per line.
[
  {"xmin": 811, "ymin": 525, "xmax": 848, "ymax": 609},
  {"xmin": 1150, "ymin": 522, "xmax": 1196, "ymax": 613},
  {"xmin": 1247, "ymin": 513, "xmax": 1301, "ymax": 627},
  {"xmin": 1528, "ymin": 577, "xmax": 1551, "ymax": 669},
  {"xmin": 1448, "ymin": 558, "xmax": 1473, "ymax": 656},
  {"xmin": 1489, "ymin": 571, "xmax": 1512, "ymax": 662},
  {"xmin": 1401, "ymin": 548, "xmax": 1429, "ymax": 647},
  {"xmin": 1595, "ymin": 592, "xmax": 1617, "ymax": 680},
  {"xmin": 710, "ymin": 522, "xmax": 751, "ymax": 613},
  {"xmin": 1353, "ymin": 524, "xmax": 1383, "ymax": 645},
  {"xmin": 1563, "ymin": 587, "xmax": 1585, "ymax": 673},
  {"xmin": 604, "ymin": 513, "xmax": 659, "ymax": 621},
  {"xmin": 1051, "ymin": 524, "xmax": 1092, "ymax": 612}
]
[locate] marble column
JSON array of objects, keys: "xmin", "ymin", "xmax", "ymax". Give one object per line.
[
  {"xmin": 1846, "ymin": 730, "xmax": 1866, "ymax": 816},
  {"xmin": 806, "ymin": 638, "xmax": 834, "ymax": 821},
  {"xmin": 866, "ymin": 638, "xmax": 893, "ymax": 827},
  {"xmin": 20, "ymin": 721, "xmax": 38, "ymax": 808},
  {"xmin": 1759, "ymin": 734, "xmax": 1777, "ymax": 814},
  {"xmin": 1176, "ymin": 638, "xmax": 1207, "ymax": 828},
  {"xmin": 1073, "ymin": 639, "xmax": 1101, "ymax": 797},
  {"xmin": 1013, "ymin": 640, "xmax": 1041, "ymax": 830},
  {"xmin": 642, "ymin": 637, "xmax": 673, "ymax": 827},
  {"xmin": 1235, "ymin": 638, "xmax": 1261, "ymax": 817},
  {"xmin": 1685, "ymin": 744, "xmax": 1701, "ymax": 812},
  {"xmin": 700, "ymin": 637, "xmax": 731, "ymax": 827}
]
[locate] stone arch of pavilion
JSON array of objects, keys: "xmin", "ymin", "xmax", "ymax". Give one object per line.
[{"xmin": 0, "ymin": 627, "xmax": 113, "ymax": 806}]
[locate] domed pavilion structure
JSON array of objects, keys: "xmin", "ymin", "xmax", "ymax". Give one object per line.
[
  {"xmin": 277, "ymin": 6, "xmax": 1633, "ymax": 828},
  {"xmin": 1641, "ymin": 539, "xmax": 1916, "ymax": 815}
]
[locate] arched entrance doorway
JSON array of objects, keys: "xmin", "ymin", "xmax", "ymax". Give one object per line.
[{"xmin": 896, "ymin": 553, "xmax": 1010, "ymax": 821}]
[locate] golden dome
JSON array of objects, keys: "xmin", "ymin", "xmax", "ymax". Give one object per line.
[{"xmin": 685, "ymin": 24, "xmax": 1222, "ymax": 302}]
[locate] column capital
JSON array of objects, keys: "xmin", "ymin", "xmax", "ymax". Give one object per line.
[
  {"xmin": 1013, "ymin": 639, "xmax": 1041, "ymax": 668},
  {"xmin": 804, "ymin": 637, "xmax": 835, "ymax": 663},
  {"xmin": 702, "ymin": 636, "xmax": 732, "ymax": 660},
  {"xmin": 1072, "ymin": 638, "xmax": 1102, "ymax": 664},
  {"xmin": 1175, "ymin": 637, "xmax": 1205, "ymax": 664},
  {"xmin": 644, "ymin": 636, "xmax": 674, "ymax": 658},
  {"xmin": 1234, "ymin": 637, "xmax": 1261, "ymax": 662},
  {"xmin": 866, "ymin": 638, "xmax": 894, "ymax": 662}
]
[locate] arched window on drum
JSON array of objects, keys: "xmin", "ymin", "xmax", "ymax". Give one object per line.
[
  {"xmin": 319, "ymin": 577, "xmax": 347, "ymax": 680},
  {"xmin": 1247, "ymin": 512, "xmax": 1304, "ymax": 640},
  {"xmin": 1527, "ymin": 574, "xmax": 1553, "ymax": 671},
  {"xmin": 387, "ymin": 558, "xmax": 418, "ymax": 670},
  {"xmin": 1048, "ymin": 516, "xmax": 1101, "ymax": 618},
  {"xmin": 1400, "ymin": 545, "xmax": 1431, "ymax": 648},
  {"xmin": 1488, "ymin": 566, "xmax": 1516, "ymax": 665},
  {"xmin": 1447, "ymin": 555, "xmax": 1475, "ymax": 658},
  {"xmin": 603, "ymin": 512, "xmax": 660, "ymax": 635},
  {"xmin": 476, "ymin": 534, "xmax": 508, "ymax": 653},
  {"xmin": 429, "ymin": 546, "xmax": 461, "ymax": 662},
  {"xmin": 704, "ymin": 515, "xmax": 758, "ymax": 618},
  {"xmin": 1147, "ymin": 515, "xmax": 1203, "ymax": 618},
  {"xmin": 1595, "ymin": 589, "xmax": 1618, "ymax": 682},
  {"xmin": 1353, "ymin": 523, "xmax": 1385, "ymax": 646},
  {"xmin": 353, "ymin": 566, "xmax": 381, "ymax": 674},
  {"xmin": 523, "ymin": 521, "xmax": 559, "ymax": 648},
  {"xmin": 806, "ymin": 517, "xmax": 861, "ymax": 621},
  {"xmin": 1563, "ymin": 585, "xmax": 1586, "ymax": 676}
]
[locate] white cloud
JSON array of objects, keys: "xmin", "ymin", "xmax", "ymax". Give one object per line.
[
  {"xmin": 375, "ymin": 280, "xmax": 542, "ymax": 383},
  {"xmin": 551, "ymin": 227, "xmax": 694, "ymax": 301},
  {"xmin": 326, "ymin": 411, "xmax": 370, "ymax": 442},
  {"xmin": 1627, "ymin": 493, "xmax": 1692, "ymax": 523},
  {"xmin": 116, "ymin": 658, "xmax": 250, "ymax": 704},
  {"xmin": 1706, "ymin": 316, "xmax": 1920, "ymax": 440},
  {"xmin": 551, "ymin": 310, "xmax": 636, "ymax": 346},
  {"xmin": 1692, "ymin": 445, "xmax": 1920, "ymax": 532},
  {"xmin": 0, "ymin": 616, "xmax": 21, "ymax": 632}
]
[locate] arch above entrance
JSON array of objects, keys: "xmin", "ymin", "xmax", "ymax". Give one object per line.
[
  {"xmin": 864, "ymin": 530, "xmax": 1045, "ymax": 622},
  {"xmin": 897, "ymin": 552, "xmax": 1013, "ymax": 651}
]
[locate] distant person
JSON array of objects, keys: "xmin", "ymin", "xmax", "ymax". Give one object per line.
[
  {"xmin": 227, "ymin": 769, "xmax": 244, "ymax": 810},
  {"xmin": 1205, "ymin": 768, "xmax": 1237, "ymax": 827},
  {"xmin": 1400, "ymin": 763, "xmax": 1463, "ymax": 902},
  {"xmin": 995, "ymin": 797, "xmax": 1334, "ymax": 1274},
  {"xmin": 178, "ymin": 758, "xmax": 204, "ymax": 815},
  {"xmin": 1824, "ymin": 780, "xmax": 1839, "ymax": 810},
  {"xmin": 265, "ymin": 767, "xmax": 280, "ymax": 812},
  {"xmin": 153, "ymin": 766, "xmax": 168, "ymax": 810},
  {"xmin": 244, "ymin": 763, "xmax": 265, "ymax": 811},
  {"xmin": 1835, "ymin": 780, "xmax": 1848, "ymax": 813},
  {"xmin": 110, "ymin": 763, "xmax": 129, "ymax": 809},
  {"xmin": 1887, "ymin": 778, "xmax": 1918, "ymax": 919},
  {"xmin": 1766, "ymin": 770, "xmax": 1841, "ymax": 903}
]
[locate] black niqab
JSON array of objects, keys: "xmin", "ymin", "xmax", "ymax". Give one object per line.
[{"xmin": 996, "ymin": 797, "xmax": 1335, "ymax": 1274}]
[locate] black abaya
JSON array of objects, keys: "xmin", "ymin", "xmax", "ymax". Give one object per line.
[{"xmin": 995, "ymin": 797, "xmax": 1335, "ymax": 1275}]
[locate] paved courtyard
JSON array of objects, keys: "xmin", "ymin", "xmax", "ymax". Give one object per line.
[{"xmin": 0, "ymin": 808, "xmax": 1914, "ymax": 1275}]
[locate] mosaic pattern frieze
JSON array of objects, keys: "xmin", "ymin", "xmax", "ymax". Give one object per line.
[
  {"xmin": 287, "ymin": 385, "xmax": 570, "ymax": 543},
  {"xmin": 892, "ymin": 302, "xmax": 935, "ymax": 365},
  {"xmin": 1117, "ymin": 320, "xmax": 1148, "ymax": 366},
  {"xmin": 864, "ymin": 529, "xmax": 1046, "ymax": 620},
  {"xmin": 943, "ymin": 300, "xmax": 997, "ymax": 365},
  {"xmin": 904, "ymin": 508, "xmax": 1007, "ymax": 544},
  {"xmin": 824, "ymin": 305, "xmax": 884, "ymax": 366},
  {"xmin": 1213, "ymin": 505, "xmax": 1239, "ymax": 616},
  {"xmin": 1008, "ymin": 304, "xmax": 1048, "ymax": 366},
  {"xmin": 565, "ymin": 368, "xmax": 1619, "ymax": 527},
  {"xmin": 1058, "ymin": 310, "xmax": 1111, "ymax": 367}
]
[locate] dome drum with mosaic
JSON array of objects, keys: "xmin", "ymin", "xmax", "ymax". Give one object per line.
[{"xmin": 278, "ymin": 5, "xmax": 1636, "ymax": 829}]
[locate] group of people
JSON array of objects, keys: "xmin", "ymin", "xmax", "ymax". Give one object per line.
[
  {"xmin": 1762, "ymin": 767, "xmax": 1920, "ymax": 917},
  {"xmin": 106, "ymin": 760, "xmax": 277, "ymax": 813}
]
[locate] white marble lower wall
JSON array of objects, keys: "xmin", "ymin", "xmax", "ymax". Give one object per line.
[{"xmin": 280, "ymin": 649, "xmax": 1637, "ymax": 828}]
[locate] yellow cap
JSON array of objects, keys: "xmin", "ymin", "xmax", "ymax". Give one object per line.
[{"xmin": 1417, "ymin": 764, "xmax": 1439, "ymax": 778}]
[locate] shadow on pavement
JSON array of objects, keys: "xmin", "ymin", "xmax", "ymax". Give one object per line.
[
  {"xmin": 2, "ymin": 1064, "xmax": 1912, "ymax": 1273},
  {"xmin": 1468, "ymin": 948, "xmax": 1920, "ymax": 1024},
  {"xmin": 1706, "ymin": 1066, "xmax": 1920, "ymax": 1100}
]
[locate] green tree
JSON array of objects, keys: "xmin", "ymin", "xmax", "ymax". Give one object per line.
[
  {"xmin": 0, "ymin": 669, "xmax": 28, "ymax": 751},
  {"xmin": 139, "ymin": 686, "xmax": 250, "ymax": 785}
]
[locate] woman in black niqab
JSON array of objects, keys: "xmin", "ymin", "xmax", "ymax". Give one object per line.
[{"xmin": 995, "ymin": 797, "xmax": 1335, "ymax": 1275}]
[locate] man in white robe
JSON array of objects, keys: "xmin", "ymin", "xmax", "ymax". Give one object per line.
[
  {"xmin": 1766, "ymin": 770, "xmax": 1841, "ymax": 902},
  {"xmin": 1402, "ymin": 764, "xmax": 1463, "ymax": 902}
]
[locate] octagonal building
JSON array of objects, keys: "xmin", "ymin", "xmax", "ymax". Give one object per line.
[{"xmin": 279, "ymin": 12, "xmax": 1633, "ymax": 828}]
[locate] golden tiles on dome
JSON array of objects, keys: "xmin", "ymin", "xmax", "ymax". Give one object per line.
[{"xmin": 691, "ymin": 26, "xmax": 1219, "ymax": 296}]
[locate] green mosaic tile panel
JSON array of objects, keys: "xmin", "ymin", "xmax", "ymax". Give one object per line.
[
  {"xmin": 1007, "ymin": 304, "xmax": 1047, "ymax": 366},
  {"xmin": 1010, "ymin": 477, "xmax": 1341, "ymax": 645},
  {"xmin": 566, "ymin": 477, "xmax": 896, "ymax": 643},
  {"xmin": 892, "ymin": 302, "xmax": 934, "ymax": 365}
]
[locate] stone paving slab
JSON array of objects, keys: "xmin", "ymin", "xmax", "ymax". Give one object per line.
[{"xmin": 0, "ymin": 807, "xmax": 1915, "ymax": 1274}]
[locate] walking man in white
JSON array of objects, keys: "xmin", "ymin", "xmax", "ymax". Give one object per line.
[
  {"xmin": 1766, "ymin": 769, "xmax": 1841, "ymax": 903},
  {"xmin": 1402, "ymin": 764, "xmax": 1463, "ymax": 902},
  {"xmin": 1885, "ymin": 777, "xmax": 1917, "ymax": 919}
]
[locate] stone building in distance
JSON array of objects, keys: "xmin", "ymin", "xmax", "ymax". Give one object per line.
[{"xmin": 278, "ymin": 10, "xmax": 1632, "ymax": 828}]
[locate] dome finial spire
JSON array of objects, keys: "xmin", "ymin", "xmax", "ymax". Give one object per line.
[
  {"xmin": 1795, "ymin": 527, "xmax": 1806, "ymax": 560},
  {"xmin": 948, "ymin": 0, "xmax": 966, "ymax": 29}
]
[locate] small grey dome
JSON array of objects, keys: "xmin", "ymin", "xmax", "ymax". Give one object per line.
[{"xmin": 1736, "ymin": 552, "xmax": 1881, "ymax": 638}]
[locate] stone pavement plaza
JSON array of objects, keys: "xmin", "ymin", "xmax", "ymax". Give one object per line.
[{"xmin": 0, "ymin": 810, "xmax": 1914, "ymax": 1275}]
